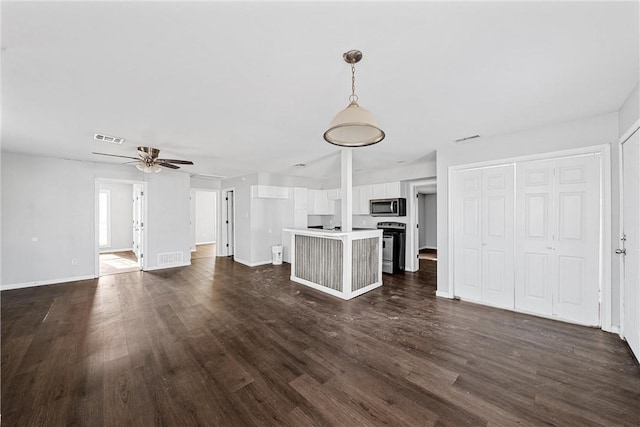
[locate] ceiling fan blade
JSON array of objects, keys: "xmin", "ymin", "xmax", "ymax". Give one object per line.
[
  {"xmin": 158, "ymin": 162, "xmax": 180, "ymax": 169},
  {"xmin": 92, "ymin": 152, "xmax": 140, "ymax": 160},
  {"xmin": 156, "ymin": 159, "xmax": 194, "ymax": 165}
]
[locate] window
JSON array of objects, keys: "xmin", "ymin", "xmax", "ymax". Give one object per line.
[{"xmin": 99, "ymin": 189, "xmax": 111, "ymax": 247}]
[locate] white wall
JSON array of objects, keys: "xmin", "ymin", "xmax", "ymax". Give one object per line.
[
  {"xmin": 251, "ymin": 197, "xmax": 286, "ymax": 264},
  {"xmin": 195, "ymin": 191, "xmax": 216, "ymax": 244},
  {"xmin": 99, "ymin": 182, "xmax": 133, "ymax": 252},
  {"xmin": 323, "ymin": 159, "xmax": 437, "ymax": 189},
  {"xmin": 143, "ymin": 171, "xmax": 191, "ymax": 271},
  {"xmin": 190, "ymin": 177, "xmax": 222, "ymax": 190},
  {"xmin": 1, "ymin": 152, "xmax": 191, "ymax": 288},
  {"xmin": 2, "ymin": 154, "xmax": 96, "ymax": 286},
  {"xmin": 619, "ymin": 83, "xmax": 639, "ymax": 135},
  {"xmin": 436, "ymin": 112, "xmax": 619, "ymax": 318}
]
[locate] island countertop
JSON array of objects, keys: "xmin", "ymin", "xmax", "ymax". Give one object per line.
[{"xmin": 283, "ymin": 227, "xmax": 381, "ymax": 238}]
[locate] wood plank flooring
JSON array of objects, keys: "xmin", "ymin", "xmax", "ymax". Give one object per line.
[{"xmin": 2, "ymin": 250, "xmax": 639, "ymax": 426}]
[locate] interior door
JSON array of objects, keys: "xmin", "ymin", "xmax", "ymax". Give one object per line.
[
  {"xmin": 515, "ymin": 155, "xmax": 601, "ymax": 325},
  {"xmin": 454, "ymin": 169, "xmax": 483, "ymax": 301},
  {"xmin": 622, "ymin": 128, "xmax": 640, "ymax": 361},
  {"xmin": 132, "ymin": 184, "xmax": 144, "ymax": 268},
  {"xmin": 482, "ymin": 165, "xmax": 514, "ymax": 309},
  {"xmin": 225, "ymin": 190, "xmax": 235, "ymax": 256},
  {"xmin": 552, "ymin": 154, "xmax": 600, "ymax": 325},
  {"xmin": 515, "ymin": 159, "xmax": 555, "ymax": 316}
]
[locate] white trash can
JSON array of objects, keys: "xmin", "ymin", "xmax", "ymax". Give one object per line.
[{"xmin": 272, "ymin": 245, "xmax": 283, "ymax": 265}]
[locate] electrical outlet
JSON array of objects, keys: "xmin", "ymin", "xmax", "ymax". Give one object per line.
[{"xmin": 71, "ymin": 258, "xmax": 78, "ymax": 265}]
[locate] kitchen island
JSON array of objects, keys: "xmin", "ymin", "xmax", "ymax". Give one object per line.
[{"xmin": 284, "ymin": 228, "xmax": 383, "ymax": 300}]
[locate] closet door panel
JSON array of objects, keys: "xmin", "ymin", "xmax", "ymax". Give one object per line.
[
  {"xmin": 482, "ymin": 166, "xmax": 514, "ymax": 309},
  {"xmin": 454, "ymin": 170, "xmax": 483, "ymax": 301},
  {"xmin": 515, "ymin": 160, "xmax": 554, "ymax": 316},
  {"xmin": 552, "ymin": 155, "xmax": 600, "ymax": 325}
]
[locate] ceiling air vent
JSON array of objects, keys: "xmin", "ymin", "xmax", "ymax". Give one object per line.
[
  {"xmin": 94, "ymin": 133, "xmax": 125, "ymax": 144},
  {"xmin": 454, "ymin": 134, "xmax": 480, "ymax": 143},
  {"xmin": 191, "ymin": 173, "xmax": 228, "ymax": 180}
]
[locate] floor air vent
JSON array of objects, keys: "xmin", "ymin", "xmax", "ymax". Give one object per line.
[{"xmin": 157, "ymin": 251, "xmax": 184, "ymax": 266}]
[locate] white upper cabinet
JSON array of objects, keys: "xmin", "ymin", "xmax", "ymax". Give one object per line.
[
  {"xmin": 352, "ymin": 185, "xmax": 373, "ymax": 215},
  {"xmin": 307, "ymin": 189, "xmax": 335, "ymax": 215},
  {"xmin": 326, "ymin": 188, "xmax": 341, "ymax": 200},
  {"xmin": 374, "ymin": 182, "xmax": 401, "ymax": 199},
  {"xmin": 304, "ymin": 181, "xmax": 400, "ymax": 216},
  {"xmin": 352, "ymin": 182, "xmax": 401, "ymax": 215},
  {"xmin": 251, "ymin": 185, "xmax": 289, "ymax": 199}
]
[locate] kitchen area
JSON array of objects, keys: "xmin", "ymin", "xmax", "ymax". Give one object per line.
[{"xmin": 283, "ymin": 184, "xmax": 408, "ymax": 299}]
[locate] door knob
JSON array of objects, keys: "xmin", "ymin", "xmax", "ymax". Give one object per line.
[{"xmin": 615, "ymin": 248, "xmax": 626, "ymax": 255}]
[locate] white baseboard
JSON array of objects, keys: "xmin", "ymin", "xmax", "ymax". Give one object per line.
[
  {"xmin": 602, "ymin": 324, "xmax": 620, "ymax": 335},
  {"xmin": 196, "ymin": 241, "xmax": 216, "ymax": 245},
  {"xmin": 234, "ymin": 258, "xmax": 273, "ymax": 267},
  {"xmin": 100, "ymin": 247, "xmax": 133, "ymax": 254},
  {"xmin": 435, "ymin": 290, "xmax": 453, "ymax": 299},
  {"xmin": 144, "ymin": 262, "xmax": 191, "ymax": 271},
  {"xmin": 2, "ymin": 274, "xmax": 96, "ymax": 291}
]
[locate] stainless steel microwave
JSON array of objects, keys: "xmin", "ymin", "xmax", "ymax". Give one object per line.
[{"xmin": 370, "ymin": 198, "xmax": 407, "ymax": 217}]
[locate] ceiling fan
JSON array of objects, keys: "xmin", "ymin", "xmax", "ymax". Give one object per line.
[{"xmin": 92, "ymin": 146, "xmax": 194, "ymax": 173}]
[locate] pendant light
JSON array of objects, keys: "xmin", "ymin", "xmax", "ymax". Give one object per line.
[{"xmin": 323, "ymin": 50, "xmax": 385, "ymax": 147}]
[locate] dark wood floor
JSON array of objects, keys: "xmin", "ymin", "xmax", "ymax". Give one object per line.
[{"xmin": 2, "ymin": 250, "xmax": 639, "ymax": 426}]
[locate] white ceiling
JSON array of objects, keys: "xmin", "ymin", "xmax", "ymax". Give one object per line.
[{"xmin": 2, "ymin": 1, "xmax": 638, "ymax": 180}]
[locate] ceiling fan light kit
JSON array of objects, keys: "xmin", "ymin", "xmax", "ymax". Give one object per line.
[
  {"xmin": 136, "ymin": 163, "xmax": 162, "ymax": 173},
  {"xmin": 323, "ymin": 50, "xmax": 385, "ymax": 147}
]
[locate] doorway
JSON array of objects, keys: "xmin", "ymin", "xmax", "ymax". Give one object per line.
[
  {"xmin": 408, "ymin": 179, "xmax": 437, "ymax": 272},
  {"xmin": 190, "ymin": 189, "xmax": 218, "ymax": 260},
  {"xmin": 621, "ymin": 126, "xmax": 640, "ymax": 361},
  {"xmin": 95, "ymin": 179, "xmax": 147, "ymax": 276},
  {"xmin": 417, "ymin": 188, "xmax": 437, "ymax": 270}
]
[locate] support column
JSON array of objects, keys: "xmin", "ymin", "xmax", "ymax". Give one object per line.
[{"xmin": 341, "ymin": 148, "xmax": 353, "ymax": 232}]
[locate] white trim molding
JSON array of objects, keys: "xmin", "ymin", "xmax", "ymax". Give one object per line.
[
  {"xmin": 233, "ymin": 258, "xmax": 273, "ymax": 268},
  {"xmin": 1, "ymin": 275, "xmax": 96, "ymax": 291},
  {"xmin": 144, "ymin": 262, "xmax": 191, "ymax": 272}
]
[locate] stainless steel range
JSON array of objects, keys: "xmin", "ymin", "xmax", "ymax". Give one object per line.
[{"xmin": 377, "ymin": 222, "xmax": 406, "ymax": 274}]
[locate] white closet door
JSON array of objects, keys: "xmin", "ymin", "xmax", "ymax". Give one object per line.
[
  {"xmin": 515, "ymin": 159, "xmax": 555, "ymax": 316},
  {"xmin": 482, "ymin": 165, "xmax": 515, "ymax": 309},
  {"xmin": 552, "ymin": 155, "xmax": 600, "ymax": 325},
  {"xmin": 454, "ymin": 169, "xmax": 483, "ymax": 301},
  {"xmin": 515, "ymin": 155, "xmax": 601, "ymax": 325}
]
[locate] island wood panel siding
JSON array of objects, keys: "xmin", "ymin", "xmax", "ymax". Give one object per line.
[
  {"xmin": 294, "ymin": 235, "xmax": 343, "ymax": 291},
  {"xmin": 351, "ymin": 237, "xmax": 379, "ymax": 291}
]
